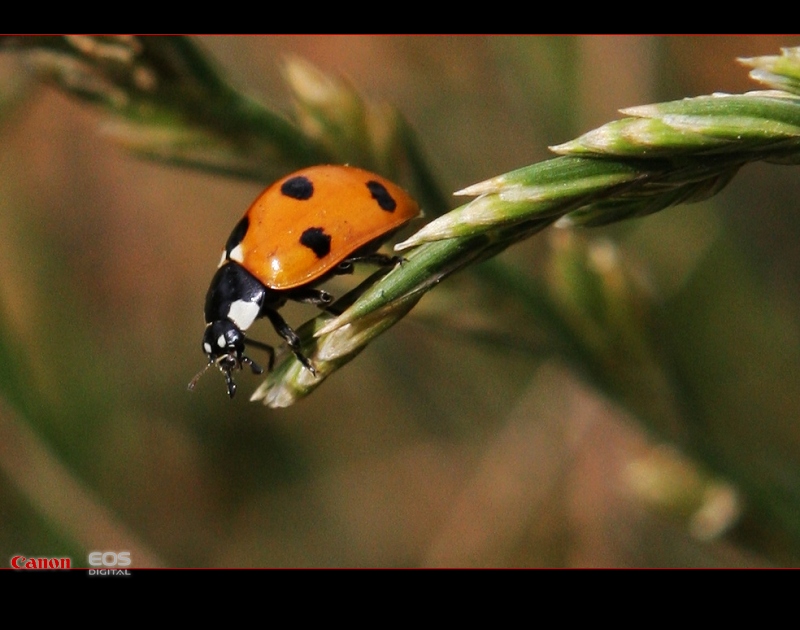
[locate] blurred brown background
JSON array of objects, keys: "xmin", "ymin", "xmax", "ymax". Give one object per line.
[{"xmin": 1, "ymin": 35, "xmax": 800, "ymax": 567}]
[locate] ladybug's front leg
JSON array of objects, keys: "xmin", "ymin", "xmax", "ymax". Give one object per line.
[
  {"xmin": 261, "ymin": 307, "xmax": 317, "ymax": 376},
  {"xmin": 243, "ymin": 338, "xmax": 275, "ymax": 372}
]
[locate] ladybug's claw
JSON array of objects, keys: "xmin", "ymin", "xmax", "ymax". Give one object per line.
[
  {"xmin": 293, "ymin": 352, "xmax": 317, "ymax": 377},
  {"xmin": 242, "ymin": 355, "xmax": 263, "ymax": 376}
]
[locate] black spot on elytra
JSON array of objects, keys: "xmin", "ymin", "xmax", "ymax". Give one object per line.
[
  {"xmin": 366, "ymin": 180, "xmax": 396, "ymax": 212},
  {"xmin": 299, "ymin": 227, "xmax": 332, "ymax": 258},
  {"xmin": 225, "ymin": 216, "xmax": 249, "ymax": 257},
  {"xmin": 281, "ymin": 176, "xmax": 314, "ymax": 200}
]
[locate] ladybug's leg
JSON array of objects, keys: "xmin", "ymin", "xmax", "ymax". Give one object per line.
[
  {"xmin": 351, "ymin": 252, "xmax": 403, "ymax": 266},
  {"xmin": 262, "ymin": 307, "xmax": 317, "ymax": 376},
  {"xmin": 285, "ymin": 286, "xmax": 347, "ymax": 316},
  {"xmin": 243, "ymin": 339, "xmax": 275, "ymax": 372},
  {"xmin": 333, "ymin": 253, "xmax": 402, "ymax": 276},
  {"xmin": 284, "ymin": 286, "xmax": 333, "ymax": 307}
]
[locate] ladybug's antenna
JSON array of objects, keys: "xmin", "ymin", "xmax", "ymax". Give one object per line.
[{"xmin": 188, "ymin": 360, "xmax": 214, "ymax": 393}]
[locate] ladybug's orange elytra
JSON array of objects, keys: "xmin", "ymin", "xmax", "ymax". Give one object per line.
[{"xmin": 236, "ymin": 165, "xmax": 420, "ymax": 289}]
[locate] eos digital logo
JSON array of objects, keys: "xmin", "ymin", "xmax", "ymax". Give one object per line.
[{"xmin": 88, "ymin": 551, "xmax": 132, "ymax": 576}]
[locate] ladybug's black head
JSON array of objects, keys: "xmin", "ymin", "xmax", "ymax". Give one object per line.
[{"xmin": 188, "ymin": 319, "xmax": 263, "ymax": 398}]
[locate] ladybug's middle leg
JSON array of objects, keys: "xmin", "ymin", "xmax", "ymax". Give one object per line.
[
  {"xmin": 333, "ymin": 253, "xmax": 402, "ymax": 276},
  {"xmin": 284, "ymin": 286, "xmax": 334, "ymax": 307},
  {"xmin": 262, "ymin": 307, "xmax": 316, "ymax": 376},
  {"xmin": 284, "ymin": 285, "xmax": 344, "ymax": 316}
]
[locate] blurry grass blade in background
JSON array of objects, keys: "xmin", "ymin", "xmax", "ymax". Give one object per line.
[
  {"xmin": 0, "ymin": 398, "xmax": 164, "ymax": 567},
  {"xmin": 283, "ymin": 55, "xmax": 392, "ymax": 174},
  {"xmin": 0, "ymin": 36, "xmax": 449, "ymax": 198},
  {"xmin": 283, "ymin": 55, "xmax": 450, "ymax": 217},
  {"xmin": 624, "ymin": 445, "xmax": 742, "ymax": 542},
  {"xmin": 0, "ymin": 36, "xmax": 331, "ymax": 179}
]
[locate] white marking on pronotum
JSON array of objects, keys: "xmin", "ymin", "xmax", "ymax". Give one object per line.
[{"xmin": 227, "ymin": 299, "xmax": 260, "ymax": 331}]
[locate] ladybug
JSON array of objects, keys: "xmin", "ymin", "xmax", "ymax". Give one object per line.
[{"xmin": 189, "ymin": 165, "xmax": 420, "ymax": 398}]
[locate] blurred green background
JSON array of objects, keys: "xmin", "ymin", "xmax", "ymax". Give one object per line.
[{"xmin": 1, "ymin": 35, "xmax": 800, "ymax": 568}]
